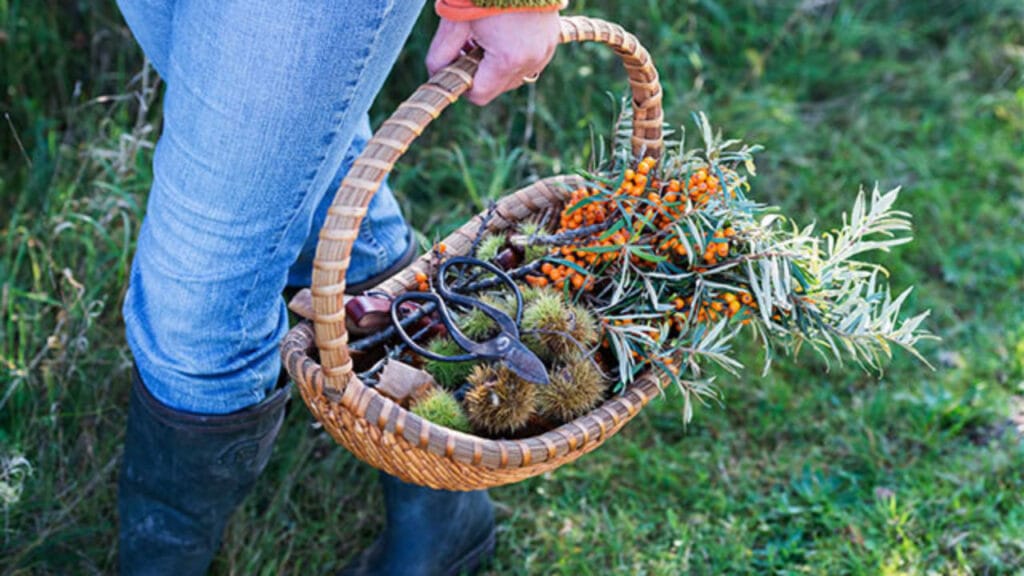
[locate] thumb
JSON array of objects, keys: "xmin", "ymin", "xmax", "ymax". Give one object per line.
[{"xmin": 425, "ymin": 19, "xmax": 471, "ymax": 76}]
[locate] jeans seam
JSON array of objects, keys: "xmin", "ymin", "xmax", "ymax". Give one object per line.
[
  {"xmin": 235, "ymin": 1, "xmax": 391, "ymax": 401},
  {"xmin": 359, "ymin": 212, "xmax": 391, "ymax": 275}
]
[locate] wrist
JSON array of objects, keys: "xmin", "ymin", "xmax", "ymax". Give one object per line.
[{"xmin": 435, "ymin": 0, "xmax": 565, "ymax": 22}]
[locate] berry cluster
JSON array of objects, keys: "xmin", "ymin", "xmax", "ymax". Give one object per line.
[
  {"xmin": 671, "ymin": 289, "xmax": 758, "ymax": 326},
  {"xmin": 527, "ymin": 156, "xmax": 738, "ymax": 295}
]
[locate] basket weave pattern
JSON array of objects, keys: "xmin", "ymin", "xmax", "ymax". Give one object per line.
[{"xmin": 282, "ymin": 17, "xmax": 666, "ymax": 490}]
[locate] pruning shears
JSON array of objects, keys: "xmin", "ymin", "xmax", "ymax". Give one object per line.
[{"xmin": 390, "ymin": 256, "xmax": 550, "ymax": 386}]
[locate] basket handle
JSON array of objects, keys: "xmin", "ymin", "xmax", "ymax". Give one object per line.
[{"xmin": 311, "ymin": 16, "xmax": 663, "ymax": 396}]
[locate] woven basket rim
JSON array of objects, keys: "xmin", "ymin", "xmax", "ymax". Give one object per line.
[{"xmin": 285, "ymin": 318, "xmax": 663, "ymax": 470}]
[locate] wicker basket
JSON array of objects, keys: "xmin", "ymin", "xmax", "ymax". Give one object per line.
[{"xmin": 281, "ymin": 16, "xmax": 667, "ymax": 491}]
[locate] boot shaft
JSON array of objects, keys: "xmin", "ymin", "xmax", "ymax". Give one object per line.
[{"xmin": 118, "ymin": 369, "xmax": 290, "ymax": 575}]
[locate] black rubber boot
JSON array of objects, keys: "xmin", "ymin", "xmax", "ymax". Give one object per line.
[
  {"xmin": 338, "ymin": 474, "xmax": 496, "ymax": 576},
  {"xmin": 118, "ymin": 368, "xmax": 290, "ymax": 575}
]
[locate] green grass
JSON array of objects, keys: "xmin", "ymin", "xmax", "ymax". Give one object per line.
[{"xmin": 3, "ymin": 0, "xmax": 1023, "ymax": 573}]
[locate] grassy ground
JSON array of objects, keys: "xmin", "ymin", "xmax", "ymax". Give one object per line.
[{"xmin": 2, "ymin": 0, "xmax": 1023, "ymax": 574}]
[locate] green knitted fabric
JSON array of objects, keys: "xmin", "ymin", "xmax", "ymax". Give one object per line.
[{"xmin": 471, "ymin": 0, "xmax": 562, "ymax": 8}]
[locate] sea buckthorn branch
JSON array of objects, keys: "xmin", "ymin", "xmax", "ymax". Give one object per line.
[
  {"xmin": 468, "ymin": 202, "xmax": 499, "ymax": 258},
  {"xmin": 513, "ymin": 220, "xmax": 611, "ymax": 247},
  {"xmin": 546, "ymin": 112, "xmax": 933, "ymax": 419},
  {"xmin": 352, "ymin": 302, "xmax": 440, "ymax": 353}
]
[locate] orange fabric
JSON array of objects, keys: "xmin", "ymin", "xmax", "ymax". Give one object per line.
[{"xmin": 435, "ymin": 0, "xmax": 564, "ymax": 22}]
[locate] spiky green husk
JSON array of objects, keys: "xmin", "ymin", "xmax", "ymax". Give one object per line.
[
  {"xmin": 423, "ymin": 338, "xmax": 476, "ymax": 389},
  {"xmin": 568, "ymin": 302, "xmax": 600, "ymax": 348},
  {"xmin": 520, "ymin": 286, "xmax": 547, "ymax": 306},
  {"xmin": 517, "ymin": 221, "xmax": 549, "ymax": 263},
  {"xmin": 521, "ymin": 288, "xmax": 600, "ymax": 358},
  {"xmin": 521, "ymin": 289, "xmax": 568, "ymax": 356},
  {"xmin": 475, "ymin": 233, "xmax": 506, "ymax": 262},
  {"xmin": 456, "ymin": 293, "xmax": 521, "ymax": 341},
  {"xmin": 411, "ymin": 389, "xmax": 471, "ymax": 433},
  {"xmin": 457, "ymin": 307, "xmax": 499, "ymax": 340},
  {"xmin": 536, "ymin": 356, "xmax": 608, "ymax": 423},
  {"xmin": 463, "ymin": 364, "xmax": 537, "ymax": 437}
]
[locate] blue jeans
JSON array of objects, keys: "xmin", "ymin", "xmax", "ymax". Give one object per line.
[{"xmin": 119, "ymin": 0, "xmax": 425, "ymax": 414}]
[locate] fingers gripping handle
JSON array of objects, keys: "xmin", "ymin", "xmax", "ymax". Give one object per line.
[{"xmin": 311, "ymin": 16, "xmax": 664, "ymax": 397}]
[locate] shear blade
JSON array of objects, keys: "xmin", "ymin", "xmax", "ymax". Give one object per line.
[{"xmin": 504, "ymin": 347, "xmax": 550, "ymax": 386}]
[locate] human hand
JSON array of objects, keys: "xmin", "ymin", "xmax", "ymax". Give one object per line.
[{"xmin": 425, "ymin": 11, "xmax": 561, "ymax": 106}]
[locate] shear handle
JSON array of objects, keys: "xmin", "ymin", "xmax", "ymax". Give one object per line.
[
  {"xmin": 390, "ymin": 292, "xmax": 479, "ymax": 363},
  {"xmin": 436, "ymin": 257, "xmax": 524, "ymax": 332}
]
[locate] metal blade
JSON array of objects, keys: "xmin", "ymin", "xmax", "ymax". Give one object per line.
[{"xmin": 503, "ymin": 344, "xmax": 550, "ymax": 385}]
